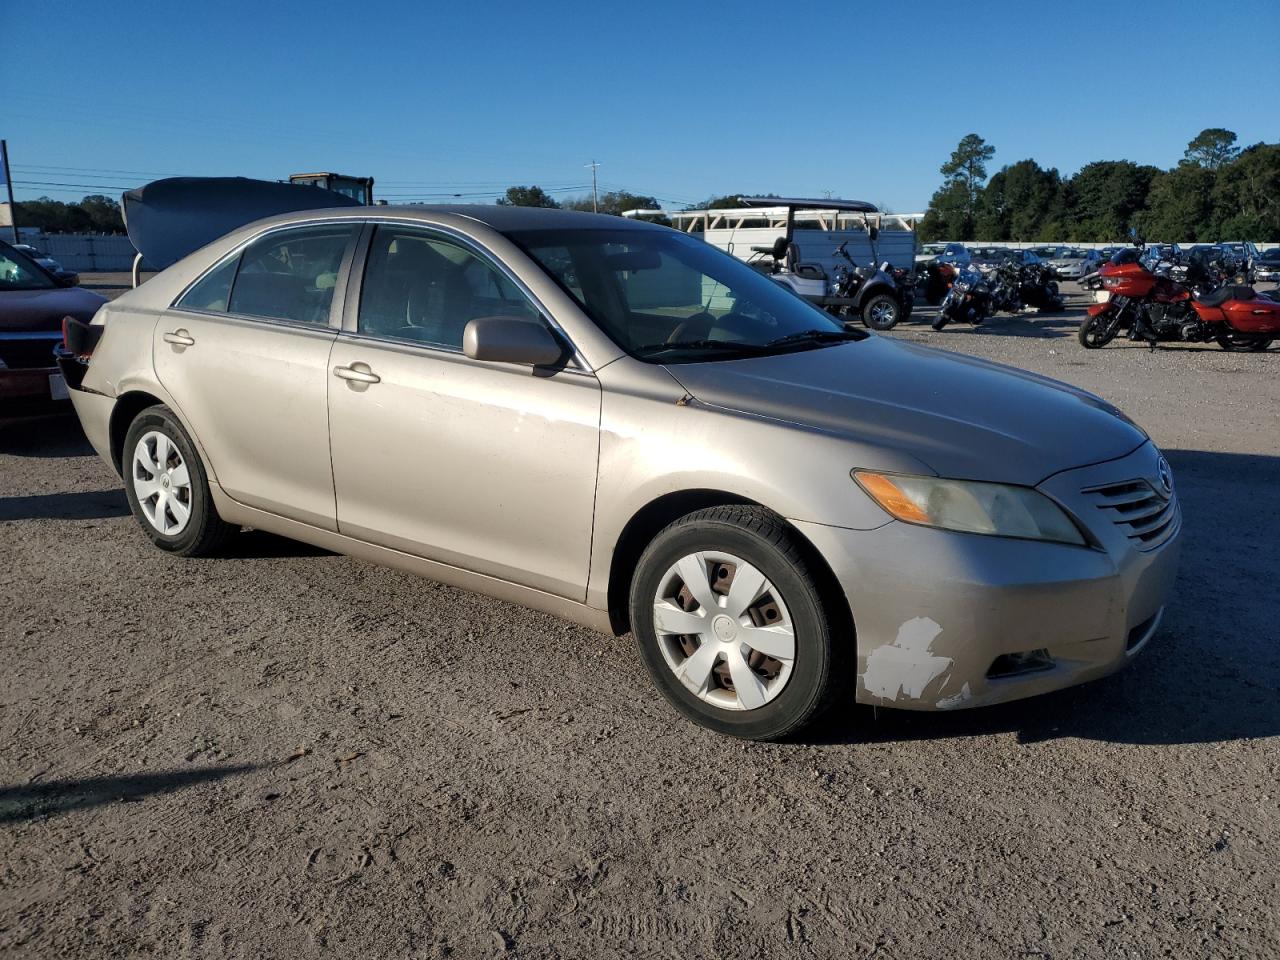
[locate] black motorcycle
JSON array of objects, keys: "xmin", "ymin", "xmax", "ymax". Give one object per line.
[
  {"xmin": 1016, "ymin": 261, "xmax": 1064, "ymax": 312},
  {"xmin": 932, "ymin": 266, "xmax": 992, "ymax": 329},
  {"xmin": 830, "ymin": 241, "xmax": 913, "ymax": 331}
]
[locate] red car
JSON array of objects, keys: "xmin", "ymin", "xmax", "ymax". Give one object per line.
[{"xmin": 0, "ymin": 240, "xmax": 106, "ymax": 415}]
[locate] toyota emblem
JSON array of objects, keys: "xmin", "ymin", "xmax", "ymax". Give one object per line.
[{"xmin": 1156, "ymin": 456, "xmax": 1174, "ymax": 497}]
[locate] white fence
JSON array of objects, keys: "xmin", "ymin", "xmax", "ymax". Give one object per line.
[{"xmin": 17, "ymin": 233, "xmax": 143, "ymax": 272}]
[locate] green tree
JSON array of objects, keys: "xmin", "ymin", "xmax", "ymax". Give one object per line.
[
  {"xmin": 921, "ymin": 134, "xmax": 994, "ymax": 240},
  {"xmin": 1184, "ymin": 128, "xmax": 1240, "ymax": 170},
  {"xmin": 496, "ymin": 185, "xmax": 560, "ymax": 208},
  {"xmin": 1135, "ymin": 164, "xmax": 1215, "ymax": 241},
  {"xmin": 563, "ymin": 190, "xmax": 659, "ymax": 216},
  {"xmin": 13, "ymin": 195, "xmax": 124, "ymax": 233},
  {"xmin": 1065, "ymin": 161, "xmax": 1159, "ymax": 241},
  {"xmin": 919, "ymin": 179, "xmax": 972, "ymax": 241},
  {"xmin": 976, "ymin": 160, "xmax": 1064, "ymax": 241},
  {"xmin": 1210, "ymin": 143, "xmax": 1280, "ymax": 241}
]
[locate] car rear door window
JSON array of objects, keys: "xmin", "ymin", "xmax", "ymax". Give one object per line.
[
  {"xmin": 226, "ymin": 224, "xmax": 356, "ymax": 325},
  {"xmin": 357, "ymin": 226, "xmax": 539, "ymax": 350}
]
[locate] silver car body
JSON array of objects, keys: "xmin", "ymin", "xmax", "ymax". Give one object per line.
[{"xmin": 69, "ymin": 206, "xmax": 1180, "ymax": 712}]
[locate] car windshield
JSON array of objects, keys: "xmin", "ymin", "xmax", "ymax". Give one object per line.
[
  {"xmin": 507, "ymin": 227, "xmax": 857, "ymax": 362},
  {"xmin": 0, "ymin": 245, "xmax": 56, "ymax": 291}
]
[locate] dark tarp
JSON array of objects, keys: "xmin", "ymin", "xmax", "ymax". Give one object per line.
[{"xmin": 121, "ymin": 177, "xmax": 360, "ymax": 270}]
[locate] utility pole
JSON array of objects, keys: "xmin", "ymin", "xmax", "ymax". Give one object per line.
[
  {"xmin": 0, "ymin": 140, "xmax": 17, "ymax": 243},
  {"xmin": 585, "ymin": 160, "xmax": 600, "ymax": 213}
]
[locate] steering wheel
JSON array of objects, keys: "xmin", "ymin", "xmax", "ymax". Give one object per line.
[{"xmin": 667, "ymin": 310, "xmax": 716, "ymax": 343}]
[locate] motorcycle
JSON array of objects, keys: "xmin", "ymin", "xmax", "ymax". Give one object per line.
[
  {"xmin": 932, "ymin": 265, "xmax": 992, "ymax": 330},
  {"xmin": 1016, "ymin": 261, "xmax": 1064, "ymax": 312},
  {"xmin": 1078, "ymin": 249, "xmax": 1280, "ymax": 351},
  {"xmin": 919, "ymin": 260, "xmax": 958, "ymax": 305},
  {"xmin": 830, "ymin": 240, "xmax": 913, "ymax": 331}
]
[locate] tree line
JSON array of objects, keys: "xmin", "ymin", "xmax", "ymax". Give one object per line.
[
  {"xmin": 11, "ymin": 194, "xmax": 126, "ymax": 234},
  {"xmin": 918, "ymin": 129, "xmax": 1280, "ymax": 243}
]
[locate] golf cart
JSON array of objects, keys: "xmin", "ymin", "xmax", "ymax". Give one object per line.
[{"xmin": 740, "ymin": 197, "xmax": 912, "ymax": 329}]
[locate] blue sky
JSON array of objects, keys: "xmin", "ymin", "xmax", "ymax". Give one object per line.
[{"xmin": 4, "ymin": 0, "xmax": 1275, "ymax": 211}]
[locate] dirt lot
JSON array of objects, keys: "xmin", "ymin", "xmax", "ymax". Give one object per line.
[{"xmin": 1, "ymin": 281, "xmax": 1277, "ymax": 959}]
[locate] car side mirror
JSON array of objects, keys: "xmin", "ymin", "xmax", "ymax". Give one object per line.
[
  {"xmin": 55, "ymin": 270, "xmax": 80, "ymax": 287},
  {"xmin": 463, "ymin": 316, "xmax": 566, "ymax": 366}
]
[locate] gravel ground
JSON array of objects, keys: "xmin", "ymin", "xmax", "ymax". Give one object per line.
[{"xmin": 1, "ymin": 281, "xmax": 1277, "ymax": 959}]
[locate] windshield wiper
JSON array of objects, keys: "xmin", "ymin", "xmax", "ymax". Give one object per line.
[
  {"xmin": 764, "ymin": 328, "xmax": 862, "ymax": 349},
  {"xmin": 632, "ymin": 339, "xmax": 773, "ymax": 358}
]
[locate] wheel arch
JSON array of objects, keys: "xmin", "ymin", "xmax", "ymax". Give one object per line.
[
  {"xmin": 604, "ymin": 489, "xmax": 855, "ymax": 644},
  {"xmin": 108, "ymin": 390, "xmax": 168, "ymax": 474}
]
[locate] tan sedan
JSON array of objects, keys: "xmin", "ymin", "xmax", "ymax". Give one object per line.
[{"xmin": 63, "ymin": 205, "xmax": 1180, "ymax": 739}]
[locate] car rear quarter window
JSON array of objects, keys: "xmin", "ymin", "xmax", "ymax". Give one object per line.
[
  {"xmin": 177, "ymin": 255, "xmax": 238, "ymax": 312},
  {"xmin": 225, "ymin": 224, "xmax": 357, "ymax": 325}
]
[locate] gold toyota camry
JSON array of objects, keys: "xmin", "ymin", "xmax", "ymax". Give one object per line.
[{"xmin": 61, "ymin": 182, "xmax": 1180, "ymax": 740}]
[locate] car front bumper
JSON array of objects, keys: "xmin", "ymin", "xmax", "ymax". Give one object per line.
[{"xmin": 793, "ymin": 442, "xmax": 1181, "ymax": 711}]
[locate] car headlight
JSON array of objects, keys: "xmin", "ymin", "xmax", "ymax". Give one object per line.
[{"xmin": 852, "ymin": 471, "xmax": 1085, "ymax": 545}]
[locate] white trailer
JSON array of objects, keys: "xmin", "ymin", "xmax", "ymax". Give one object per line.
[{"xmin": 627, "ymin": 204, "xmax": 923, "ymax": 276}]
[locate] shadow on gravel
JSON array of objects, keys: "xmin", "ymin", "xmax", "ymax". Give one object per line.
[
  {"xmin": 0, "ymin": 414, "xmax": 93, "ymax": 458},
  {"xmin": 0, "ymin": 764, "xmax": 261, "ymax": 824},
  {"xmin": 0, "ymin": 489, "xmax": 129, "ymax": 522},
  {"xmin": 813, "ymin": 448, "xmax": 1280, "ymax": 749}
]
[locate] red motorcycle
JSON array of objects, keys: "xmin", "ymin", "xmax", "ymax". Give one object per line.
[{"xmin": 1079, "ymin": 249, "xmax": 1280, "ymax": 351}]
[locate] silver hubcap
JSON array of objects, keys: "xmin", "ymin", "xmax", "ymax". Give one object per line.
[
  {"xmin": 870, "ymin": 301, "xmax": 896, "ymax": 325},
  {"xmin": 652, "ymin": 552, "xmax": 795, "ymax": 711},
  {"xmin": 132, "ymin": 431, "xmax": 192, "ymax": 536}
]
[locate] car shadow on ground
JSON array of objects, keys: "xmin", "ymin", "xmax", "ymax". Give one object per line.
[
  {"xmin": 0, "ymin": 764, "xmax": 262, "ymax": 824},
  {"xmin": 808, "ymin": 448, "xmax": 1280, "ymax": 748},
  {"xmin": 0, "ymin": 413, "xmax": 94, "ymax": 458},
  {"xmin": 221, "ymin": 529, "xmax": 334, "ymax": 559},
  {"xmin": 0, "ymin": 489, "xmax": 129, "ymax": 522}
]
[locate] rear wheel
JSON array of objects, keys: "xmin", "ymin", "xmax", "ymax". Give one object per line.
[
  {"xmin": 122, "ymin": 405, "xmax": 236, "ymax": 556},
  {"xmin": 861, "ymin": 293, "xmax": 900, "ymax": 331},
  {"xmin": 1078, "ymin": 311, "xmax": 1120, "ymax": 348},
  {"xmin": 1217, "ymin": 332, "xmax": 1272, "ymax": 352},
  {"xmin": 629, "ymin": 505, "xmax": 845, "ymax": 740}
]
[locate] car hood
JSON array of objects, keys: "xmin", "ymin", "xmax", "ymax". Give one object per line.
[
  {"xmin": 663, "ymin": 336, "xmax": 1146, "ymax": 486},
  {"xmin": 0, "ymin": 287, "xmax": 107, "ymax": 332}
]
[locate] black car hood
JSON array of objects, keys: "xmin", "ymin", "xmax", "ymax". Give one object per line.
[
  {"xmin": 664, "ymin": 336, "xmax": 1147, "ymax": 486},
  {"xmin": 122, "ymin": 177, "xmax": 361, "ymax": 270}
]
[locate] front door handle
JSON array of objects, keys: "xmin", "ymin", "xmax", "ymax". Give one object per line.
[
  {"xmin": 162, "ymin": 329, "xmax": 195, "ymax": 346},
  {"xmin": 333, "ymin": 363, "xmax": 381, "ymax": 384}
]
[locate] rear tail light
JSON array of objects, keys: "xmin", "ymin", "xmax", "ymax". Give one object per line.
[{"xmin": 61, "ymin": 315, "xmax": 104, "ymax": 359}]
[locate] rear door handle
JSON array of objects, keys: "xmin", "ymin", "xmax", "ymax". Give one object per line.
[
  {"xmin": 162, "ymin": 330, "xmax": 195, "ymax": 346},
  {"xmin": 333, "ymin": 363, "xmax": 380, "ymax": 384},
  {"xmin": 1252, "ymin": 309, "xmax": 1271, "ymax": 315}
]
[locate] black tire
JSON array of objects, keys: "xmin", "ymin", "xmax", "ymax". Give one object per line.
[
  {"xmin": 122, "ymin": 405, "xmax": 236, "ymax": 557},
  {"xmin": 1078, "ymin": 311, "xmax": 1119, "ymax": 348},
  {"xmin": 629, "ymin": 505, "xmax": 847, "ymax": 741},
  {"xmin": 931, "ymin": 312, "xmax": 949, "ymax": 331},
  {"xmin": 861, "ymin": 293, "xmax": 900, "ymax": 331},
  {"xmin": 1217, "ymin": 332, "xmax": 1272, "ymax": 352}
]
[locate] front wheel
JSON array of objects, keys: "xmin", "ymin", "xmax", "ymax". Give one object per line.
[
  {"xmin": 1217, "ymin": 332, "xmax": 1272, "ymax": 352},
  {"xmin": 1078, "ymin": 311, "xmax": 1120, "ymax": 348},
  {"xmin": 861, "ymin": 293, "xmax": 900, "ymax": 330},
  {"xmin": 629, "ymin": 505, "xmax": 845, "ymax": 741},
  {"xmin": 122, "ymin": 405, "xmax": 237, "ymax": 556}
]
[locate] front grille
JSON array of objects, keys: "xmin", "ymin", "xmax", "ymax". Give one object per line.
[
  {"xmin": 0, "ymin": 335, "xmax": 62, "ymax": 370},
  {"xmin": 1084, "ymin": 479, "xmax": 1179, "ymax": 550}
]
